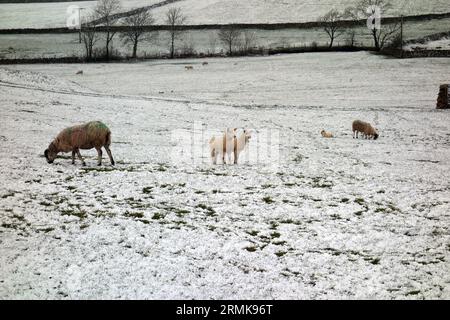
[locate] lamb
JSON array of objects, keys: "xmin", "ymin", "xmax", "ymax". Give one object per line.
[
  {"xmin": 352, "ymin": 120, "xmax": 379, "ymax": 140},
  {"xmin": 233, "ymin": 128, "xmax": 252, "ymax": 164},
  {"xmin": 321, "ymin": 130, "xmax": 333, "ymax": 138},
  {"xmin": 44, "ymin": 121, "xmax": 115, "ymax": 166},
  {"xmin": 209, "ymin": 128, "xmax": 236, "ymax": 165}
]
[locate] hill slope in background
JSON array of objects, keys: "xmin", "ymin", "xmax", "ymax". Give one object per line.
[{"xmin": 1, "ymin": 0, "xmax": 450, "ymax": 29}]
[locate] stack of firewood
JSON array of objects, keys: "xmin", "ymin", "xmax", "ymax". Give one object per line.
[{"xmin": 437, "ymin": 84, "xmax": 449, "ymax": 109}]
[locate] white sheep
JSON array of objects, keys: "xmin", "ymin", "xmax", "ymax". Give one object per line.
[
  {"xmin": 233, "ymin": 128, "xmax": 252, "ymax": 164},
  {"xmin": 209, "ymin": 128, "xmax": 236, "ymax": 165}
]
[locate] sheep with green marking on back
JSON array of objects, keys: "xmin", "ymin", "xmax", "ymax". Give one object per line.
[{"xmin": 44, "ymin": 121, "xmax": 115, "ymax": 166}]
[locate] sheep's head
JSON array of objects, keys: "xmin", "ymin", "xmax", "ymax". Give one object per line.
[
  {"xmin": 44, "ymin": 142, "xmax": 58, "ymax": 164},
  {"xmin": 243, "ymin": 129, "xmax": 252, "ymax": 143},
  {"xmin": 226, "ymin": 128, "xmax": 236, "ymax": 139},
  {"xmin": 373, "ymin": 128, "xmax": 379, "ymax": 140}
]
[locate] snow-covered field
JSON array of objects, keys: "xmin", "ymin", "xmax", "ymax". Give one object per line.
[
  {"xmin": 0, "ymin": 0, "xmax": 449, "ymax": 29},
  {"xmin": 406, "ymin": 38, "xmax": 450, "ymax": 51},
  {"xmin": 1, "ymin": 52, "xmax": 450, "ymax": 299}
]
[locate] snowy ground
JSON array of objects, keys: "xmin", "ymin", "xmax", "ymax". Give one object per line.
[
  {"xmin": 406, "ymin": 38, "xmax": 450, "ymax": 51},
  {"xmin": 0, "ymin": 52, "xmax": 449, "ymax": 299}
]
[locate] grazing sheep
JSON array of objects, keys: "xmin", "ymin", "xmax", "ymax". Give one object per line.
[
  {"xmin": 209, "ymin": 128, "xmax": 236, "ymax": 165},
  {"xmin": 185, "ymin": 66, "xmax": 194, "ymax": 70},
  {"xmin": 44, "ymin": 121, "xmax": 115, "ymax": 166},
  {"xmin": 321, "ymin": 130, "xmax": 333, "ymax": 138},
  {"xmin": 233, "ymin": 128, "xmax": 252, "ymax": 164},
  {"xmin": 352, "ymin": 120, "xmax": 379, "ymax": 140}
]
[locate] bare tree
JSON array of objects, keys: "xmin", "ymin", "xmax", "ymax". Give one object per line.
[
  {"xmin": 218, "ymin": 26, "xmax": 242, "ymax": 56},
  {"xmin": 81, "ymin": 14, "xmax": 99, "ymax": 60},
  {"xmin": 120, "ymin": 9, "xmax": 156, "ymax": 58},
  {"xmin": 345, "ymin": 0, "xmax": 400, "ymax": 50},
  {"xmin": 165, "ymin": 7, "xmax": 186, "ymax": 59},
  {"xmin": 241, "ymin": 30, "xmax": 257, "ymax": 54},
  {"xmin": 346, "ymin": 29, "xmax": 357, "ymax": 47},
  {"xmin": 95, "ymin": 0, "xmax": 121, "ymax": 59},
  {"xmin": 319, "ymin": 9, "xmax": 343, "ymax": 48}
]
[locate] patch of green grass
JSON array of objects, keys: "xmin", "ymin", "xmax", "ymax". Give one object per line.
[
  {"xmin": 196, "ymin": 204, "xmax": 216, "ymax": 216},
  {"xmin": 275, "ymin": 251, "xmax": 287, "ymax": 257},
  {"xmin": 152, "ymin": 212, "xmax": 164, "ymax": 220},
  {"xmin": 293, "ymin": 154, "xmax": 303, "ymax": 163},
  {"xmin": 156, "ymin": 165, "xmax": 167, "ymax": 172},
  {"xmin": 245, "ymin": 246, "xmax": 258, "ymax": 252},
  {"xmin": 406, "ymin": 290, "xmax": 421, "ymax": 296},
  {"xmin": 1, "ymin": 223, "xmax": 17, "ymax": 229},
  {"xmin": 61, "ymin": 209, "xmax": 87, "ymax": 219},
  {"xmin": 262, "ymin": 196, "xmax": 274, "ymax": 204},
  {"xmin": 124, "ymin": 211, "xmax": 144, "ymax": 219},
  {"xmin": 1, "ymin": 192, "xmax": 15, "ymax": 199},
  {"xmin": 142, "ymin": 187, "xmax": 153, "ymax": 194},
  {"xmin": 269, "ymin": 221, "xmax": 279, "ymax": 230},
  {"xmin": 270, "ymin": 232, "xmax": 281, "ymax": 239}
]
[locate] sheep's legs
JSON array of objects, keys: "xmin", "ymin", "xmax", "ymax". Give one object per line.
[
  {"xmin": 71, "ymin": 150, "xmax": 76, "ymax": 165},
  {"xmin": 234, "ymin": 152, "xmax": 239, "ymax": 165},
  {"xmin": 105, "ymin": 146, "xmax": 115, "ymax": 166},
  {"xmin": 75, "ymin": 149, "xmax": 86, "ymax": 166},
  {"xmin": 211, "ymin": 149, "xmax": 217, "ymax": 165},
  {"xmin": 96, "ymin": 147, "xmax": 103, "ymax": 166}
]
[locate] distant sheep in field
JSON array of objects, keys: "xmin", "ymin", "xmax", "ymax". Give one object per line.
[
  {"xmin": 321, "ymin": 130, "xmax": 333, "ymax": 138},
  {"xmin": 76, "ymin": 70, "xmax": 83, "ymax": 75},
  {"xmin": 202, "ymin": 62, "xmax": 209, "ymax": 66},
  {"xmin": 233, "ymin": 128, "xmax": 252, "ymax": 164},
  {"xmin": 45, "ymin": 121, "xmax": 115, "ymax": 166},
  {"xmin": 209, "ymin": 128, "xmax": 236, "ymax": 165},
  {"xmin": 352, "ymin": 120, "xmax": 379, "ymax": 140},
  {"xmin": 185, "ymin": 66, "xmax": 194, "ymax": 70}
]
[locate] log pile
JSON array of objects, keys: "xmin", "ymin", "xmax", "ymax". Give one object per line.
[{"xmin": 437, "ymin": 84, "xmax": 449, "ymax": 109}]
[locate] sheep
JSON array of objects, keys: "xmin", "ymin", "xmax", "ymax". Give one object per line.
[
  {"xmin": 44, "ymin": 121, "xmax": 115, "ymax": 166},
  {"xmin": 233, "ymin": 128, "xmax": 252, "ymax": 164},
  {"xmin": 321, "ymin": 130, "xmax": 333, "ymax": 138},
  {"xmin": 209, "ymin": 128, "xmax": 236, "ymax": 165},
  {"xmin": 76, "ymin": 70, "xmax": 83, "ymax": 75},
  {"xmin": 185, "ymin": 66, "xmax": 194, "ymax": 70},
  {"xmin": 202, "ymin": 62, "xmax": 209, "ymax": 66},
  {"xmin": 352, "ymin": 120, "xmax": 379, "ymax": 140}
]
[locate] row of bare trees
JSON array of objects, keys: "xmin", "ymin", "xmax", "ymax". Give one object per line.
[
  {"xmin": 82, "ymin": 0, "xmax": 401, "ymax": 60},
  {"xmin": 81, "ymin": 0, "xmax": 186, "ymax": 60},
  {"xmin": 319, "ymin": 0, "xmax": 402, "ymax": 50}
]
